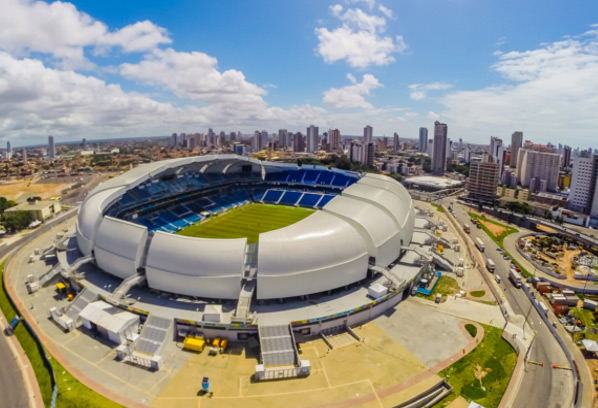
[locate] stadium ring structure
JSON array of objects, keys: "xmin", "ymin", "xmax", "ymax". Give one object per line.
[
  {"xmin": 69, "ymin": 152, "xmax": 449, "ymax": 372},
  {"xmin": 77, "ymin": 154, "xmax": 417, "ymax": 301}
]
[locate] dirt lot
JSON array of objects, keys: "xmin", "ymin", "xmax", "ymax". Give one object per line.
[
  {"xmin": 151, "ymin": 322, "xmax": 440, "ymax": 408},
  {"xmin": 478, "ymin": 219, "xmax": 508, "ymax": 238},
  {"xmin": 0, "ymin": 177, "xmax": 74, "ymax": 201},
  {"xmin": 523, "ymin": 236, "xmax": 593, "ymax": 283}
]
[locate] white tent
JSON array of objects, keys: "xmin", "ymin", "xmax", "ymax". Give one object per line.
[
  {"xmin": 581, "ymin": 339, "xmax": 598, "ymax": 353},
  {"xmin": 79, "ymin": 301, "xmax": 139, "ymax": 344}
]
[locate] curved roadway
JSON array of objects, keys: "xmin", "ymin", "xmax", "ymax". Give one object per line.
[
  {"xmin": 0, "ymin": 208, "xmax": 79, "ymax": 408},
  {"xmin": 444, "ymin": 198, "xmax": 576, "ymax": 408}
]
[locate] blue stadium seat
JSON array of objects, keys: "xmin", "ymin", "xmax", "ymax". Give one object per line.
[
  {"xmin": 302, "ymin": 170, "xmax": 319, "ymax": 184},
  {"xmin": 263, "ymin": 190, "xmax": 283, "ymax": 203},
  {"xmin": 298, "ymin": 193, "xmax": 321, "ymax": 207},
  {"xmin": 316, "ymin": 195, "xmax": 335, "ymax": 208},
  {"xmin": 316, "ymin": 171, "xmax": 334, "ymax": 185},
  {"xmin": 286, "ymin": 170, "xmax": 304, "ymax": 183},
  {"xmin": 279, "ymin": 191, "xmax": 302, "ymax": 205}
]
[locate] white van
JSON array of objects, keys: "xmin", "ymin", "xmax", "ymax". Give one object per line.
[{"xmin": 495, "ymin": 275, "xmax": 501, "ymax": 284}]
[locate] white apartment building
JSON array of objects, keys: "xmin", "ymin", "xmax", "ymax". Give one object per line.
[
  {"xmin": 515, "ymin": 148, "xmax": 560, "ymax": 192},
  {"xmin": 569, "ymin": 156, "xmax": 598, "ymax": 217}
]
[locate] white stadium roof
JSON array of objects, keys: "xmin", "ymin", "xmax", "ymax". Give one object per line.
[{"xmin": 76, "ymin": 155, "xmax": 414, "ymax": 300}]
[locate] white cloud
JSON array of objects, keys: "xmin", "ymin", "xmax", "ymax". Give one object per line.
[
  {"xmin": 315, "ymin": 5, "xmax": 406, "ymax": 68},
  {"xmin": 440, "ymin": 29, "xmax": 598, "ymax": 143},
  {"xmin": 0, "ymin": 0, "xmax": 170, "ymax": 68},
  {"xmin": 378, "ymin": 5, "xmax": 393, "ymax": 19},
  {"xmin": 323, "ymin": 73, "xmax": 382, "ymax": 109},
  {"xmin": 408, "ymin": 82, "xmax": 452, "ymax": 100},
  {"xmin": 330, "ymin": 4, "xmax": 343, "ymax": 16},
  {"xmin": 0, "ymin": 51, "xmax": 327, "ymax": 141},
  {"xmin": 120, "ymin": 48, "xmax": 266, "ymax": 108},
  {"xmin": 427, "ymin": 111, "xmax": 440, "ymax": 120}
]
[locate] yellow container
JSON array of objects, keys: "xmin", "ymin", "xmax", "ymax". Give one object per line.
[
  {"xmin": 220, "ymin": 338, "xmax": 228, "ymax": 351},
  {"xmin": 183, "ymin": 337, "xmax": 205, "ymax": 353},
  {"xmin": 56, "ymin": 282, "xmax": 66, "ymax": 292},
  {"xmin": 212, "ymin": 337, "xmax": 221, "ymax": 348}
]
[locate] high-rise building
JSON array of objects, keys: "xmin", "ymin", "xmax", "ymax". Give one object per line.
[
  {"xmin": 419, "ymin": 127, "xmax": 428, "ymax": 152},
  {"xmin": 363, "ymin": 143, "xmax": 375, "ymax": 167},
  {"xmin": 22, "ymin": 148, "xmax": 27, "ymax": 165},
  {"xmin": 6, "ymin": 141, "xmax": 12, "ymax": 159},
  {"xmin": 229, "ymin": 132, "xmax": 237, "ymax": 142},
  {"xmin": 515, "ymin": 148, "xmax": 560, "ymax": 192},
  {"xmin": 170, "ymin": 133, "xmax": 178, "ymax": 147},
  {"xmin": 278, "ymin": 129, "xmax": 288, "ymax": 149},
  {"xmin": 510, "ymin": 131, "xmax": 523, "ymax": 167},
  {"xmin": 393, "ymin": 133, "xmax": 399, "ymax": 152},
  {"xmin": 569, "ymin": 156, "xmax": 598, "ymax": 217},
  {"xmin": 562, "ymin": 145, "xmax": 572, "ymax": 169},
  {"xmin": 349, "ymin": 142, "xmax": 363, "ymax": 163},
  {"xmin": 48, "ymin": 135, "xmax": 55, "ymax": 159},
  {"xmin": 363, "ymin": 125, "xmax": 373, "ymax": 144},
  {"xmin": 329, "ymin": 129, "xmax": 341, "ymax": 152},
  {"xmin": 432, "ymin": 121, "xmax": 448, "ymax": 176},
  {"xmin": 306, "ymin": 125, "xmax": 318, "ymax": 153},
  {"xmin": 489, "ymin": 136, "xmax": 504, "ymax": 177},
  {"xmin": 468, "ymin": 153, "xmax": 499, "ymax": 203},
  {"xmin": 293, "ymin": 132, "xmax": 305, "ymax": 152}
]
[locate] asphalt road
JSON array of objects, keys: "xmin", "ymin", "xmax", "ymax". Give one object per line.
[
  {"xmin": 0, "ymin": 208, "xmax": 79, "ymax": 408},
  {"xmin": 445, "ymin": 199, "xmax": 574, "ymax": 408}
]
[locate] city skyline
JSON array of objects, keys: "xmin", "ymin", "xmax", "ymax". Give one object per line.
[{"xmin": 0, "ymin": 1, "xmax": 597, "ymax": 146}]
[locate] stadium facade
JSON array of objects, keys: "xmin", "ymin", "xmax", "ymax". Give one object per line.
[{"xmin": 76, "ymin": 155, "xmax": 415, "ymax": 301}]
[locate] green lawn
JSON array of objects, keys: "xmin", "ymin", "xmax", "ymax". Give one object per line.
[
  {"xmin": 434, "ymin": 325, "xmax": 517, "ymax": 408},
  {"xmin": 416, "ymin": 275, "xmax": 461, "ymax": 303},
  {"xmin": 469, "ymin": 212, "xmax": 532, "ymax": 278},
  {"xmin": 470, "ymin": 290, "xmax": 486, "ymax": 298},
  {"xmin": 176, "ymin": 203, "xmax": 314, "ymax": 243},
  {"xmin": 431, "ymin": 203, "xmax": 445, "ymax": 213},
  {"xmin": 569, "ymin": 308, "xmax": 598, "ymax": 342},
  {"xmin": 465, "ymin": 324, "xmax": 478, "ymax": 338},
  {"xmin": 0, "ymin": 260, "xmax": 124, "ymax": 408}
]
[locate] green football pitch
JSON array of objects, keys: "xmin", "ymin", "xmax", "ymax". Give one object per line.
[{"xmin": 175, "ymin": 203, "xmax": 314, "ymax": 244}]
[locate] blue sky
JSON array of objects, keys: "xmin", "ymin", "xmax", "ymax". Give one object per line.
[{"xmin": 1, "ymin": 0, "xmax": 597, "ymax": 147}]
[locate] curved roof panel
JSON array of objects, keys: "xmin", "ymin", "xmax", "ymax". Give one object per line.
[
  {"xmin": 323, "ymin": 195, "xmax": 402, "ymax": 265},
  {"xmin": 257, "ymin": 211, "xmax": 368, "ymax": 299},
  {"xmin": 94, "ymin": 216, "xmax": 148, "ymax": 280},
  {"xmin": 341, "ymin": 183, "xmax": 409, "ymax": 229},
  {"xmin": 145, "ymin": 232, "xmax": 246, "ymax": 299},
  {"xmin": 358, "ymin": 174, "xmax": 411, "ymax": 205}
]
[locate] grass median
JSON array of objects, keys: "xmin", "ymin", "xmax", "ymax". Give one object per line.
[
  {"xmin": 0, "ymin": 260, "xmax": 124, "ymax": 408},
  {"xmin": 469, "ymin": 212, "xmax": 532, "ymax": 278},
  {"xmin": 433, "ymin": 324, "xmax": 517, "ymax": 408}
]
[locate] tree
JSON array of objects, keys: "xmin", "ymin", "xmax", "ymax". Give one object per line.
[
  {"xmin": 0, "ymin": 197, "xmax": 18, "ymax": 214},
  {"xmin": 3, "ymin": 211, "xmax": 33, "ymax": 231}
]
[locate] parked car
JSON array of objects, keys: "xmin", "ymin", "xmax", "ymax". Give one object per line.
[
  {"xmin": 495, "ymin": 275, "xmax": 501, "ymax": 284},
  {"xmin": 435, "ymin": 294, "xmax": 442, "ymax": 303},
  {"xmin": 504, "ymin": 255, "xmax": 511, "ymax": 260}
]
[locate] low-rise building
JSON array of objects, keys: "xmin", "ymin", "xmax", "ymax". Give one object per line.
[{"xmin": 5, "ymin": 200, "xmax": 61, "ymax": 221}]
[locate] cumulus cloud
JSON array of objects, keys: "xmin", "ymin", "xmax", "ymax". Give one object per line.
[
  {"xmin": 440, "ymin": 28, "xmax": 598, "ymax": 142},
  {"xmin": 315, "ymin": 4, "xmax": 406, "ymax": 68},
  {"xmin": 323, "ymin": 73, "xmax": 382, "ymax": 109},
  {"xmin": 0, "ymin": 51, "xmax": 327, "ymax": 141},
  {"xmin": 0, "ymin": 0, "xmax": 170, "ymax": 68},
  {"xmin": 408, "ymin": 82, "xmax": 452, "ymax": 100},
  {"xmin": 120, "ymin": 48, "xmax": 266, "ymax": 107}
]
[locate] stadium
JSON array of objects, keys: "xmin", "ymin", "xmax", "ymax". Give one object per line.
[
  {"xmin": 54, "ymin": 154, "xmax": 451, "ymax": 375},
  {"xmin": 77, "ymin": 154, "xmax": 416, "ymax": 301}
]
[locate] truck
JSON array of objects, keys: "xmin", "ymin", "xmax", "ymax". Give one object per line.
[
  {"xmin": 475, "ymin": 237, "xmax": 485, "ymax": 252},
  {"xmin": 463, "ymin": 223, "xmax": 471, "ymax": 234},
  {"xmin": 509, "ymin": 269, "xmax": 522, "ymax": 288},
  {"xmin": 486, "ymin": 258, "xmax": 496, "ymax": 273}
]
